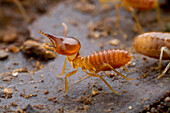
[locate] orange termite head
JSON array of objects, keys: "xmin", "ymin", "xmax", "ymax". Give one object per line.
[{"xmin": 39, "ymin": 23, "xmax": 81, "ymax": 56}]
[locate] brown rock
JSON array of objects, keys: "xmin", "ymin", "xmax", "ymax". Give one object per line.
[
  {"xmin": 91, "ymin": 89, "xmax": 99, "ymax": 97},
  {"xmin": 109, "ymin": 39, "xmax": 120, "ymax": 46},
  {"xmin": 11, "ymin": 101, "xmax": 18, "ymax": 107},
  {"xmin": 22, "ymin": 40, "xmax": 57, "ymax": 60},
  {"xmin": 0, "ymin": 50, "xmax": 9, "ymax": 60},
  {"xmin": 2, "ymin": 88, "xmax": 13, "ymax": 94},
  {"xmin": 43, "ymin": 90, "xmax": 49, "ymax": 95},
  {"xmin": 0, "ymin": 28, "xmax": 18, "ymax": 43}
]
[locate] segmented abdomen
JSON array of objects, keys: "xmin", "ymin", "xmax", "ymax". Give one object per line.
[
  {"xmin": 133, "ymin": 32, "xmax": 170, "ymax": 60},
  {"xmin": 85, "ymin": 49, "xmax": 132, "ymax": 71},
  {"xmin": 123, "ymin": 0, "xmax": 157, "ymax": 10}
]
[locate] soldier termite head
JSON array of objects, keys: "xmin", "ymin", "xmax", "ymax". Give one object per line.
[{"xmin": 38, "ymin": 23, "xmax": 81, "ymax": 56}]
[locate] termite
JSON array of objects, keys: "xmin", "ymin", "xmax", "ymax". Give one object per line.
[
  {"xmin": 99, "ymin": 0, "xmax": 162, "ymax": 32},
  {"xmin": 133, "ymin": 32, "xmax": 170, "ymax": 79},
  {"xmin": 39, "ymin": 23, "xmax": 134, "ymax": 95}
]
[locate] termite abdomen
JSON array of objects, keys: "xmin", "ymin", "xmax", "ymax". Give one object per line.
[
  {"xmin": 88, "ymin": 49, "xmax": 132, "ymax": 70},
  {"xmin": 124, "ymin": 0, "xmax": 157, "ymax": 10},
  {"xmin": 133, "ymin": 32, "xmax": 170, "ymax": 60}
]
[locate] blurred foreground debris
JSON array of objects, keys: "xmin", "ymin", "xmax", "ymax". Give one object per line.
[{"xmin": 22, "ymin": 40, "xmax": 57, "ymax": 60}]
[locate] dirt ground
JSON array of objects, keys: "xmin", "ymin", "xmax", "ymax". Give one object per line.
[{"xmin": 0, "ymin": 0, "xmax": 170, "ymax": 113}]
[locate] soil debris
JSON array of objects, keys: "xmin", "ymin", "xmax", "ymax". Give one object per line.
[
  {"xmin": 0, "ymin": 28, "xmax": 18, "ymax": 43},
  {"xmin": 128, "ymin": 106, "xmax": 133, "ymax": 110},
  {"xmin": 24, "ymin": 93, "xmax": 37, "ymax": 99},
  {"xmin": 43, "ymin": 90, "xmax": 49, "ymax": 95},
  {"xmin": 11, "ymin": 101, "xmax": 18, "ymax": 107},
  {"xmin": 2, "ymin": 88, "xmax": 13, "ymax": 94},
  {"xmin": 2, "ymin": 76, "xmax": 13, "ymax": 81},
  {"xmin": 0, "ymin": 88, "xmax": 13, "ymax": 98},
  {"xmin": 57, "ymin": 107, "xmax": 64, "ymax": 113},
  {"xmin": 91, "ymin": 89, "xmax": 99, "ymax": 97},
  {"xmin": 76, "ymin": 105, "xmax": 89, "ymax": 112},
  {"xmin": 164, "ymin": 96, "xmax": 170, "ymax": 102},
  {"xmin": 22, "ymin": 40, "xmax": 57, "ymax": 60},
  {"xmin": 88, "ymin": 17, "xmax": 116, "ymax": 39},
  {"xmin": 109, "ymin": 39, "xmax": 120, "ymax": 46},
  {"xmin": 22, "ymin": 104, "xmax": 41, "ymax": 113},
  {"xmin": 142, "ymin": 92, "xmax": 170, "ymax": 113},
  {"xmin": 0, "ymin": 67, "xmax": 28, "ymax": 78},
  {"xmin": 48, "ymin": 96, "xmax": 58, "ymax": 103},
  {"xmin": 76, "ymin": 96, "xmax": 93, "ymax": 105},
  {"xmin": 75, "ymin": 0, "xmax": 96, "ymax": 13},
  {"xmin": 8, "ymin": 45, "xmax": 20, "ymax": 53},
  {"xmin": 0, "ymin": 50, "xmax": 9, "ymax": 60},
  {"xmin": 33, "ymin": 104, "xmax": 44, "ymax": 110}
]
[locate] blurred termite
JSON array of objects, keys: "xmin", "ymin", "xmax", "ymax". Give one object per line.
[
  {"xmin": 133, "ymin": 32, "xmax": 170, "ymax": 79},
  {"xmin": 39, "ymin": 23, "xmax": 134, "ymax": 95},
  {"xmin": 99, "ymin": 0, "xmax": 163, "ymax": 32}
]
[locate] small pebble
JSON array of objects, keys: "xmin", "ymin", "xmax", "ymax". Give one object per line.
[
  {"xmin": 164, "ymin": 97, "xmax": 170, "ymax": 102},
  {"xmin": 150, "ymin": 107, "xmax": 158, "ymax": 113},
  {"xmin": 11, "ymin": 101, "xmax": 18, "ymax": 107},
  {"xmin": 2, "ymin": 31, "xmax": 17, "ymax": 43},
  {"xmin": 0, "ymin": 50, "xmax": 9, "ymax": 60},
  {"xmin": 128, "ymin": 106, "xmax": 132, "ymax": 110},
  {"xmin": 40, "ymin": 74, "xmax": 43, "ymax": 78},
  {"xmin": 12, "ymin": 71, "xmax": 18, "ymax": 77},
  {"xmin": 22, "ymin": 40, "xmax": 57, "ymax": 60},
  {"xmin": 91, "ymin": 89, "xmax": 99, "ymax": 97},
  {"xmin": 2, "ymin": 88, "xmax": 13, "ymax": 94},
  {"xmin": 109, "ymin": 39, "xmax": 120, "ymax": 46},
  {"xmin": 8, "ymin": 45, "xmax": 20, "ymax": 53},
  {"xmin": 2, "ymin": 76, "xmax": 12, "ymax": 81},
  {"xmin": 43, "ymin": 90, "xmax": 49, "ymax": 95}
]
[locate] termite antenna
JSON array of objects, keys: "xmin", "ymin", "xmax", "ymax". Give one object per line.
[{"xmin": 62, "ymin": 23, "xmax": 68, "ymax": 37}]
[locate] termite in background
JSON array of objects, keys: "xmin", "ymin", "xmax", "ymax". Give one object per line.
[
  {"xmin": 39, "ymin": 23, "xmax": 134, "ymax": 95},
  {"xmin": 133, "ymin": 32, "xmax": 170, "ymax": 79},
  {"xmin": 99, "ymin": 0, "xmax": 163, "ymax": 32}
]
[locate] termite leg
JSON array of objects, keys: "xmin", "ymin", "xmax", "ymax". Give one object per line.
[
  {"xmin": 122, "ymin": 66, "xmax": 129, "ymax": 72},
  {"xmin": 155, "ymin": 0, "xmax": 164, "ymax": 29},
  {"xmin": 151, "ymin": 46, "xmax": 170, "ymax": 79},
  {"xmin": 151, "ymin": 47, "xmax": 170, "ymax": 70},
  {"xmin": 44, "ymin": 43, "xmax": 53, "ymax": 46},
  {"xmin": 57, "ymin": 57, "xmax": 68, "ymax": 77},
  {"xmin": 96, "ymin": 63, "xmax": 134, "ymax": 80},
  {"xmin": 84, "ymin": 71, "xmax": 119, "ymax": 94},
  {"xmin": 119, "ymin": 29, "xmax": 128, "ymax": 40},
  {"xmin": 115, "ymin": 3, "xmax": 121, "ymax": 28},
  {"xmin": 43, "ymin": 45, "xmax": 55, "ymax": 51},
  {"xmin": 157, "ymin": 63, "xmax": 170, "ymax": 79},
  {"xmin": 13, "ymin": 0, "xmax": 31, "ymax": 22},
  {"xmin": 127, "ymin": 7, "xmax": 143, "ymax": 33},
  {"xmin": 63, "ymin": 69, "xmax": 78, "ymax": 95},
  {"xmin": 115, "ymin": 3, "xmax": 129, "ymax": 40},
  {"xmin": 45, "ymin": 51, "xmax": 54, "ymax": 55},
  {"xmin": 69, "ymin": 75, "xmax": 91, "ymax": 87}
]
